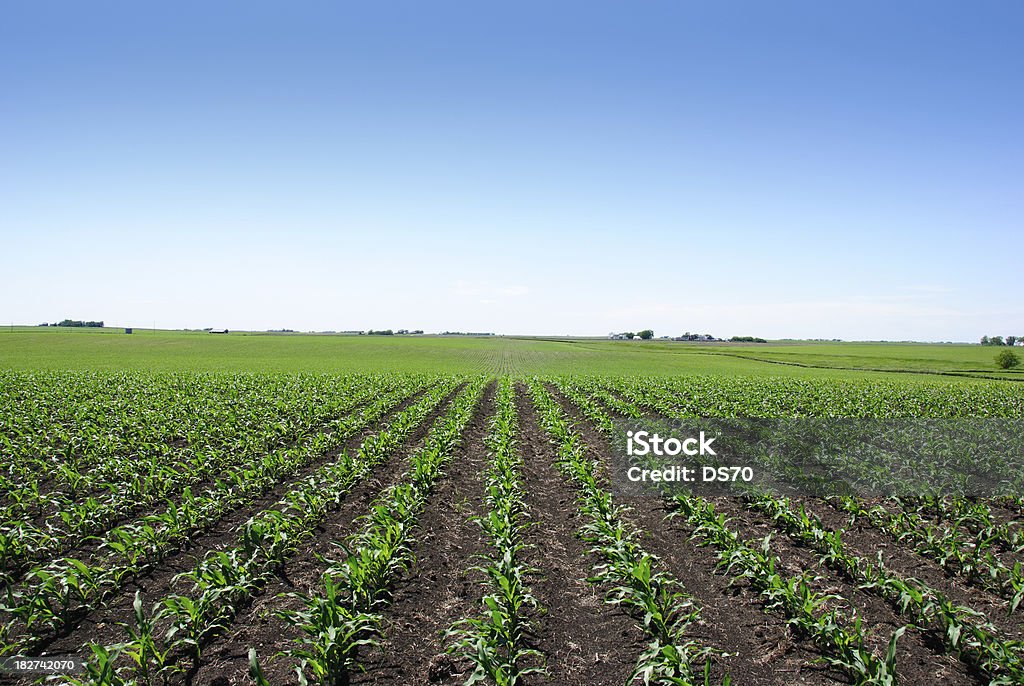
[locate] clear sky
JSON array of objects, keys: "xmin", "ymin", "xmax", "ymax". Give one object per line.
[{"xmin": 2, "ymin": 1, "xmax": 1021, "ymax": 341}]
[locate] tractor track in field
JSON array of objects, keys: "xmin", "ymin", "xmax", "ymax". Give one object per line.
[{"xmin": 17, "ymin": 384, "xmax": 460, "ymax": 671}]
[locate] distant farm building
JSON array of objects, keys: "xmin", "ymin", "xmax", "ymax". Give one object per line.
[
  {"xmin": 124, "ymin": 327, "xmax": 133, "ymax": 334},
  {"xmin": 209, "ymin": 328, "xmax": 229, "ymax": 334}
]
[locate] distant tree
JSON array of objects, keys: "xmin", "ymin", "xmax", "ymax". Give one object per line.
[
  {"xmin": 56, "ymin": 319, "xmax": 103, "ymax": 328},
  {"xmin": 638, "ymin": 329, "xmax": 654, "ymax": 340},
  {"xmin": 996, "ymin": 349, "xmax": 1020, "ymax": 369},
  {"xmin": 981, "ymin": 335, "xmax": 991, "ymax": 346},
  {"xmin": 622, "ymin": 332, "xmax": 635, "ymax": 340},
  {"xmin": 1007, "ymin": 335, "xmax": 1018, "ymax": 347},
  {"xmin": 991, "ymin": 336, "xmax": 1005, "ymax": 346}
]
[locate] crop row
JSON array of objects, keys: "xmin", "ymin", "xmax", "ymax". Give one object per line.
[
  {"xmin": 447, "ymin": 377, "xmax": 544, "ymax": 685},
  {"xmin": 152, "ymin": 380, "xmax": 472, "ymax": 676},
  {"xmin": 0, "ymin": 374, "xmax": 384, "ymax": 515},
  {"xmin": 554, "ymin": 379, "xmax": 901, "ymax": 685},
  {"xmin": 12, "ymin": 379, "xmax": 464, "ymax": 685},
  {"xmin": 529, "ymin": 379, "xmax": 721, "ymax": 685}
]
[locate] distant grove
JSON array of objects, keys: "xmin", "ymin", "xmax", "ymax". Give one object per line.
[
  {"xmin": 37, "ymin": 319, "xmax": 104, "ymax": 328},
  {"xmin": 981, "ymin": 335, "xmax": 1022, "ymax": 346}
]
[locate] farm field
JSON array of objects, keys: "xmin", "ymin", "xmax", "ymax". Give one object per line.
[
  {"xmin": 1, "ymin": 329, "xmax": 1021, "ymax": 380},
  {"xmin": 692, "ymin": 342, "xmax": 1024, "ymax": 381},
  {"xmin": 1, "ymin": 368, "xmax": 1023, "ymax": 685}
]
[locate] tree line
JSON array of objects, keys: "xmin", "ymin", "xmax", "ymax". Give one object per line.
[
  {"xmin": 39, "ymin": 320, "xmax": 104, "ymax": 328},
  {"xmin": 981, "ymin": 335, "xmax": 1021, "ymax": 346}
]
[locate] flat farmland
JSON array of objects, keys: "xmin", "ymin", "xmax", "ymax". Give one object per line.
[
  {"xmin": 1, "ymin": 329, "xmax": 1019, "ymax": 380},
  {"xmin": 1, "ymin": 362, "xmax": 1023, "ymax": 685}
]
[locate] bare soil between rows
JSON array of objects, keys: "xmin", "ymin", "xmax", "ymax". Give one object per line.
[{"xmin": 346, "ymin": 381, "xmax": 497, "ymax": 685}]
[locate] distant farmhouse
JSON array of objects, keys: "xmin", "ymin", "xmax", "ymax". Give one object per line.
[
  {"xmin": 208, "ymin": 328, "xmax": 229, "ymax": 334},
  {"xmin": 674, "ymin": 333, "xmax": 719, "ymax": 342},
  {"xmin": 607, "ymin": 330, "xmax": 655, "ymax": 341},
  {"xmin": 607, "ymin": 331, "xmax": 723, "ymax": 342}
]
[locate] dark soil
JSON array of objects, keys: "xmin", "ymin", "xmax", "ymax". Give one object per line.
[
  {"xmin": 513, "ymin": 384, "xmax": 642, "ymax": 686},
  {"xmin": 346, "ymin": 382, "xmax": 497, "ymax": 685},
  {"xmin": 544, "ymin": 385, "xmax": 836, "ymax": 685}
]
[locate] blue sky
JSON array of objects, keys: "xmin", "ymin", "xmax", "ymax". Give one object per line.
[{"xmin": 2, "ymin": 1, "xmax": 1021, "ymax": 340}]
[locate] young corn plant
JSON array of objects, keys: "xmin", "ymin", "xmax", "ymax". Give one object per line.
[
  {"xmin": 277, "ymin": 575, "xmax": 380, "ymax": 686},
  {"xmin": 248, "ymin": 648, "xmax": 273, "ymax": 686},
  {"xmin": 119, "ymin": 590, "xmax": 176, "ymax": 685},
  {"xmin": 63, "ymin": 643, "xmax": 132, "ymax": 686},
  {"xmin": 449, "ymin": 545, "xmax": 544, "ymax": 686}
]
